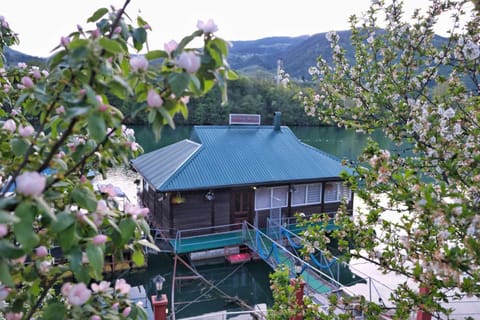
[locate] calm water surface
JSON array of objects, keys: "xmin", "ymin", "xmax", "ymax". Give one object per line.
[{"xmin": 103, "ymin": 125, "xmax": 393, "ymax": 318}]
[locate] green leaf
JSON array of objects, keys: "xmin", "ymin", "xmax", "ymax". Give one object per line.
[
  {"xmin": 132, "ymin": 248, "xmax": 145, "ymax": 267},
  {"xmin": 51, "ymin": 212, "xmax": 75, "ymax": 232},
  {"xmin": 98, "ymin": 38, "xmax": 124, "ymax": 54},
  {"xmin": 0, "ymin": 240, "xmax": 25, "ymax": 259},
  {"xmin": 119, "ymin": 218, "xmax": 136, "ymax": 246},
  {"xmin": 14, "ymin": 202, "xmax": 39, "ymax": 250},
  {"xmin": 86, "ymin": 243, "xmax": 104, "ymax": 280},
  {"xmin": 69, "ymin": 39, "xmax": 89, "ymax": 50},
  {"xmin": 13, "ymin": 220, "xmax": 39, "ymax": 251},
  {"xmin": 133, "ymin": 28, "xmax": 147, "ymax": 51},
  {"xmin": 59, "ymin": 225, "xmax": 76, "ymax": 252},
  {"xmin": 0, "ymin": 210, "xmax": 20, "ymax": 224},
  {"xmin": 67, "ymin": 247, "xmax": 90, "ymax": 283},
  {"xmin": 137, "ymin": 238, "xmax": 160, "ymax": 253},
  {"xmin": 88, "ymin": 113, "xmax": 106, "ymax": 142},
  {"xmin": 168, "ymin": 72, "xmax": 191, "ymax": 96},
  {"xmin": 0, "ymin": 259, "xmax": 14, "ymax": 287},
  {"xmin": 35, "ymin": 197, "xmax": 56, "ymax": 222},
  {"xmin": 87, "ymin": 8, "xmax": 108, "ymax": 23},
  {"xmin": 158, "ymin": 106, "xmax": 175, "ymax": 129},
  {"xmin": 11, "ymin": 138, "xmax": 29, "ymax": 157},
  {"xmin": 145, "ymin": 50, "xmax": 167, "ymax": 61},
  {"xmin": 71, "ymin": 186, "xmax": 98, "ymax": 212},
  {"xmin": 44, "ymin": 302, "xmax": 67, "ymax": 319}
]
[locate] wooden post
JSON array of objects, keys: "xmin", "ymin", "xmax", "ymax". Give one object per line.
[
  {"xmin": 290, "ymin": 278, "xmax": 305, "ymax": 320},
  {"xmin": 416, "ymin": 286, "xmax": 432, "ymax": 320},
  {"xmin": 151, "ymin": 294, "xmax": 168, "ymax": 320}
]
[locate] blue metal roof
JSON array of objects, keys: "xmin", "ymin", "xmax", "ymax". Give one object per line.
[{"xmin": 131, "ymin": 125, "xmax": 351, "ymax": 191}]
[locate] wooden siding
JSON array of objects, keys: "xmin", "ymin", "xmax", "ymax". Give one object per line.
[{"xmin": 143, "ymin": 181, "xmax": 354, "ymax": 234}]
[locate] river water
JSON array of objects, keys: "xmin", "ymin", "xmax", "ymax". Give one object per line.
[{"xmin": 98, "ymin": 125, "xmax": 394, "ymax": 318}]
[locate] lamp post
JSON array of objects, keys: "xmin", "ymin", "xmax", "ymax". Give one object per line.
[
  {"xmin": 153, "ymin": 275, "xmax": 165, "ymax": 300},
  {"xmin": 151, "ymin": 275, "xmax": 168, "ymax": 320}
]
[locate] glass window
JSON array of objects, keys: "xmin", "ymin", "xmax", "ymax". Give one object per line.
[
  {"xmin": 272, "ymin": 186, "xmax": 288, "ymax": 208},
  {"xmin": 306, "ymin": 183, "xmax": 322, "ymax": 203},
  {"xmin": 292, "ymin": 183, "xmax": 322, "ymax": 207},
  {"xmin": 324, "ymin": 182, "xmax": 351, "ymax": 202},
  {"xmin": 324, "ymin": 182, "xmax": 339, "ymax": 202},
  {"xmin": 254, "ymin": 187, "xmax": 270, "ymax": 210},
  {"xmin": 291, "ymin": 184, "xmax": 306, "ymax": 206}
]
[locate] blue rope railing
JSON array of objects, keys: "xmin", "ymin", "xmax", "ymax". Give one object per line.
[{"xmin": 281, "ymin": 225, "xmax": 337, "ymax": 270}]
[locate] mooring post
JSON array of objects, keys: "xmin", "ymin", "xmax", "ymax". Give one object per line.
[
  {"xmin": 151, "ymin": 294, "xmax": 168, "ymax": 320},
  {"xmin": 416, "ymin": 286, "xmax": 432, "ymax": 320},
  {"xmin": 290, "ymin": 278, "xmax": 305, "ymax": 320}
]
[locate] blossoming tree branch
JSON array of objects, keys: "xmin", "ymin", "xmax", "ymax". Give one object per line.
[
  {"xmin": 0, "ymin": 0, "xmax": 236, "ymax": 319},
  {"xmin": 296, "ymin": 0, "xmax": 480, "ymax": 318}
]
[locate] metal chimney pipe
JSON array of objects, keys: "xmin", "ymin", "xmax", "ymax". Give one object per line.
[{"xmin": 273, "ymin": 111, "xmax": 281, "ymax": 131}]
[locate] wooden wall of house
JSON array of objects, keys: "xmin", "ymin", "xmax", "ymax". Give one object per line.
[{"xmin": 170, "ymin": 190, "xmax": 232, "ymax": 234}]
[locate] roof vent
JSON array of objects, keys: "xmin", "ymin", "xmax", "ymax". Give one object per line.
[{"xmin": 273, "ymin": 111, "xmax": 282, "ymax": 131}]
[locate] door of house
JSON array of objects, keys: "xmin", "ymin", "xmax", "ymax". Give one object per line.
[{"xmin": 231, "ymin": 189, "xmax": 252, "ymax": 226}]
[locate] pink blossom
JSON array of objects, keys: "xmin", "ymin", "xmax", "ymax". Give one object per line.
[
  {"xmin": 164, "ymin": 40, "xmax": 178, "ymax": 56},
  {"xmin": 125, "ymin": 203, "xmax": 149, "ymax": 219},
  {"xmin": 112, "ymin": 302, "xmax": 120, "ymax": 310},
  {"xmin": 21, "ymin": 76, "xmax": 34, "ymax": 88},
  {"xmin": 12, "ymin": 255, "xmax": 26, "ymax": 264},
  {"xmin": 16, "ymin": 171, "xmax": 46, "ymax": 197},
  {"xmin": 18, "ymin": 124, "xmax": 34, "ymax": 137},
  {"xmin": 98, "ymin": 183, "xmax": 117, "ymax": 198},
  {"xmin": 197, "ymin": 19, "xmax": 218, "ymax": 33},
  {"xmin": 122, "ymin": 306, "xmax": 132, "ymax": 317},
  {"xmin": 143, "ymin": 24, "xmax": 152, "ymax": 30},
  {"xmin": 5, "ymin": 312, "xmax": 23, "ymax": 320},
  {"xmin": 90, "ymin": 316, "xmax": 101, "ymax": 320},
  {"xmin": 2, "ymin": 119, "xmax": 16, "ymax": 132},
  {"xmin": 91, "ymin": 29, "xmax": 100, "ymax": 38},
  {"xmin": 17, "ymin": 62, "xmax": 27, "ymax": 69},
  {"xmin": 35, "ymin": 245, "xmax": 48, "ymax": 257},
  {"xmin": 67, "ymin": 283, "xmax": 91, "ymax": 306},
  {"xmin": 0, "ymin": 224, "xmax": 8, "ymax": 237},
  {"xmin": 91, "ymin": 280, "xmax": 111, "ymax": 293},
  {"xmin": 96, "ymin": 200, "xmax": 108, "ymax": 214},
  {"xmin": 147, "ymin": 89, "xmax": 163, "ymax": 108},
  {"xmin": 56, "ymin": 105, "xmax": 65, "ymax": 114},
  {"xmin": 177, "ymin": 52, "xmax": 201, "ymax": 73},
  {"xmin": 39, "ymin": 260, "xmax": 51, "ymax": 274},
  {"xmin": 31, "ymin": 68, "xmax": 42, "ymax": 79},
  {"xmin": 180, "ymin": 96, "xmax": 190, "ymax": 104},
  {"xmin": 115, "ymin": 278, "xmax": 131, "ymax": 295},
  {"xmin": 61, "ymin": 282, "xmax": 73, "ymax": 296},
  {"xmin": 130, "ymin": 55, "xmax": 149, "ymax": 72},
  {"xmin": 0, "ymin": 285, "xmax": 9, "ymax": 301},
  {"xmin": 61, "ymin": 36, "xmax": 70, "ymax": 47},
  {"xmin": 113, "ymin": 26, "xmax": 122, "ymax": 34},
  {"xmin": 92, "ymin": 234, "xmax": 107, "ymax": 245}
]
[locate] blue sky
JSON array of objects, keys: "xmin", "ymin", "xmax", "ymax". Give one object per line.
[{"xmin": 3, "ymin": 0, "xmax": 447, "ymax": 57}]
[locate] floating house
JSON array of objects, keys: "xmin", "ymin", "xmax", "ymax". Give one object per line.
[{"xmin": 131, "ymin": 113, "xmax": 353, "ymax": 236}]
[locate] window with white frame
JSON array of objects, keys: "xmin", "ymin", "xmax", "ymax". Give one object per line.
[
  {"xmin": 291, "ymin": 183, "xmax": 322, "ymax": 207},
  {"xmin": 324, "ymin": 182, "xmax": 351, "ymax": 203},
  {"xmin": 254, "ymin": 186, "xmax": 289, "ymax": 210}
]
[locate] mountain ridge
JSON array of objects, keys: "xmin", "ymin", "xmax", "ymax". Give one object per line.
[{"xmin": 4, "ymin": 30, "xmax": 449, "ymax": 80}]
